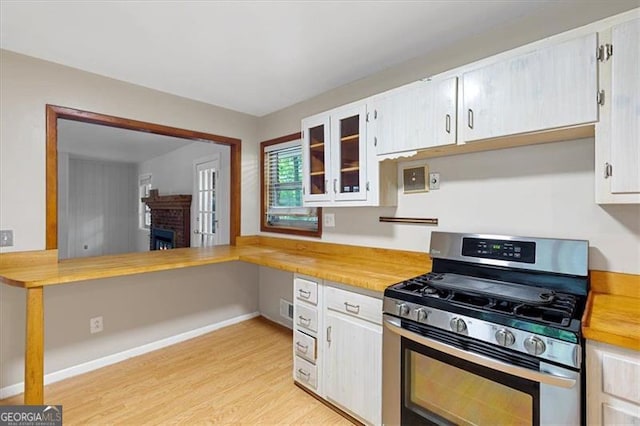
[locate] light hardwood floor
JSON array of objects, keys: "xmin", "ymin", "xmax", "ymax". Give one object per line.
[{"xmin": 1, "ymin": 317, "xmax": 354, "ymax": 425}]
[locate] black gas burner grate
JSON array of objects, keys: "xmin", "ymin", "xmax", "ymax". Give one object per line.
[{"xmin": 396, "ymin": 274, "xmax": 579, "ymax": 327}]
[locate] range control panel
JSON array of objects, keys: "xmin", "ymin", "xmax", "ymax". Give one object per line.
[{"xmin": 462, "ymin": 237, "xmax": 536, "ymax": 264}]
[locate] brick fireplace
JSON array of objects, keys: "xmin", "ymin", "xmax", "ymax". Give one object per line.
[{"xmin": 142, "ymin": 189, "xmax": 192, "ymax": 250}]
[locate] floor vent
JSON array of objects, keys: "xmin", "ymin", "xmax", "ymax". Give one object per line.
[{"xmin": 280, "ymin": 299, "xmax": 293, "ymax": 320}]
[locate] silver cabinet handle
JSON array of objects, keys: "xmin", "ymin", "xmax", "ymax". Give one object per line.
[
  {"xmin": 604, "ymin": 162, "xmax": 612, "ymax": 179},
  {"xmin": 445, "ymin": 114, "xmax": 451, "ymax": 134},
  {"xmin": 298, "ymin": 315, "xmax": 311, "ymax": 325},
  {"xmin": 383, "ymin": 316, "xmax": 577, "ymax": 388},
  {"xmin": 468, "ymin": 109, "xmax": 474, "ymax": 129},
  {"xmin": 298, "ymin": 289, "xmax": 311, "ymax": 299},
  {"xmin": 297, "ymin": 368, "xmax": 310, "ymax": 380},
  {"xmin": 295, "ymin": 342, "xmax": 309, "ymax": 353},
  {"xmin": 333, "ymin": 178, "xmax": 337, "ymax": 194},
  {"xmin": 325, "ymin": 179, "xmax": 328, "ymax": 194},
  {"xmin": 327, "ymin": 326, "xmax": 332, "ymax": 343},
  {"xmin": 344, "ymin": 302, "xmax": 360, "ymax": 314}
]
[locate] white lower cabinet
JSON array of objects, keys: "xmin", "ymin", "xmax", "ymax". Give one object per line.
[
  {"xmin": 325, "ymin": 309, "xmax": 382, "ymax": 425},
  {"xmin": 292, "ymin": 275, "xmax": 383, "ymax": 425},
  {"xmin": 587, "ymin": 340, "xmax": 640, "ymax": 425}
]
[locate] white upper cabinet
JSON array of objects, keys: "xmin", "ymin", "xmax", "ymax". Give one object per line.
[
  {"xmin": 331, "ymin": 103, "xmax": 368, "ymax": 202},
  {"xmin": 302, "ymin": 101, "xmax": 397, "ymax": 207},
  {"xmin": 374, "ymin": 77, "xmax": 458, "ymax": 156},
  {"xmin": 302, "ymin": 113, "xmax": 332, "ymax": 203},
  {"xmin": 596, "ymin": 17, "xmax": 640, "ymax": 203},
  {"xmin": 461, "ymin": 33, "xmax": 599, "ymax": 143}
]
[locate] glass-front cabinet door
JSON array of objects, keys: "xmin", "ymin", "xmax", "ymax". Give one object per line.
[
  {"xmin": 331, "ymin": 103, "xmax": 367, "ymax": 201},
  {"xmin": 302, "ymin": 113, "xmax": 331, "ymax": 203}
]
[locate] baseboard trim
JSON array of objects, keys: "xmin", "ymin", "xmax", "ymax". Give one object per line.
[{"xmin": 0, "ymin": 311, "xmax": 260, "ymax": 399}]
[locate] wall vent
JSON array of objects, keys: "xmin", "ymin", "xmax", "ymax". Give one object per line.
[{"xmin": 280, "ymin": 299, "xmax": 293, "ymax": 320}]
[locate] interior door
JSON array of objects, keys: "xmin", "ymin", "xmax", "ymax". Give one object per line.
[{"xmin": 193, "ymin": 157, "xmax": 219, "ymax": 247}]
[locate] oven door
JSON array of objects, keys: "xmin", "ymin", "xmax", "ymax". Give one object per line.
[{"xmin": 382, "ymin": 315, "xmax": 582, "ymax": 426}]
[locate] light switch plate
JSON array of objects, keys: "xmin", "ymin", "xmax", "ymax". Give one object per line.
[
  {"xmin": 324, "ymin": 213, "xmax": 335, "ymax": 228},
  {"xmin": 429, "ymin": 173, "xmax": 441, "ymax": 190},
  {"xmin": 0, "ymin": 230, "xmax": 13, "ymax": 247}
]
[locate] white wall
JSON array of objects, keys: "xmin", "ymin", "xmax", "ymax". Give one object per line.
[
  {"xmin": 0, "ymin": 50, "xmax": 260, "ymax": 392},
  {"xmin": 60, "ymin": 157, "xmax": 138, "ymax": 259},
  {"xmin": 136, "ymin": 142, "xmax": 231, "ymax": 250}
]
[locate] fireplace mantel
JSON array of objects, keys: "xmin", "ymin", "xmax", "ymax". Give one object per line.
[{"xmin": 142, "ymin": 189, "xmax": 192, "ymax": 210}]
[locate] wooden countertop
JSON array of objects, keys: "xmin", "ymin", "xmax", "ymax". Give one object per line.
[
  {"xmin": 0, "ymin": 236, "xmax": 432, "ymax": 293},
  {"xmin": 582, "ymin": 271, "xmax": 640, "ymax": 352},
  {"xmin": 2, "ymin": 237, "xmax": 638, "ymax": 351}
]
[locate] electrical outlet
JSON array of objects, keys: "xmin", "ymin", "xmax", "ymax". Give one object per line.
[
  {"xmin": 429, "ymin": 172, "xmax": 441, "ymax": 190},
  {"xmin": 0, "ymin": 230, "xmax": 14, "ymax": 247},
  {"xmin": 323, "ymin": 213, "xmax": 335, "ymax": 228},
  {"xmin": 90, "ymin": 316, "xmax": 103, "ymax": 334}
]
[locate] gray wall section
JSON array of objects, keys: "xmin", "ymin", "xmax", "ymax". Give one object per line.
[
  {"xmin": 258, "ymin": 266, "xmax": 293, "ymax": 330},
  {"xmin": 0, "ymin": 49, "xmax": 260, "ymax": 391}
]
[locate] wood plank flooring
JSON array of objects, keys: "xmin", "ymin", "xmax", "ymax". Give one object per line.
[{"xmin": 1, "ymin": 317, "xmax": 353, "ymax": 425}]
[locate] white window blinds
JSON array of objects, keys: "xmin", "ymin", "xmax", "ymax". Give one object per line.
[{"xmin": 264, "ymin": 140, "xmax": 318, "ymax": 231}]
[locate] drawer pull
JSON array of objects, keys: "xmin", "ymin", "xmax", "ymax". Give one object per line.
[
  {"xmin": 298, "ymin": 315, "xmax": 311, "ymax": 325},
  {"xmin": 295, "ymin": 342, "xmax": 309, "ymax": 353},
  {"xmin": 344, "ymin": 302, "xmax": 360, "ymax": 314},
  {"xmin": 298, "ymin": 289, "xmax": 311, "ymax": 299},
  {"xmin": 297, "ymin": 368, "xmax": 311, "ymax": 380}
]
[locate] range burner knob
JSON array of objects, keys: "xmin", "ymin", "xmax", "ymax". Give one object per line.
[
  {"xmin": 450, "ymin": 317, "xmax": 467, "ymax": 334},
  {"xmin": 495, "ymin": 329, "xmax": 516, "ymax": 347},
  {"xmin": 524, "ymin": 336, "xmax": 546, "ymax": 356},
  {"xmin": 415, "ymin": 308, "xmax": 428, "ymax": 322},
  {"xmin": 397, "ymin": 303, "xmax": 410, "ymax": 317}
]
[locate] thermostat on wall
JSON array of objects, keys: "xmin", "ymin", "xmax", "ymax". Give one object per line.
[{"xmin": 403, "ymin": 165, "xmax": 429, "ymax": 194}]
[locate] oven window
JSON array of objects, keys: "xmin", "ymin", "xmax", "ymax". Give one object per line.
[{"xmin": 408, "ymin": 351, "xmax": 533, "ymax": 425}]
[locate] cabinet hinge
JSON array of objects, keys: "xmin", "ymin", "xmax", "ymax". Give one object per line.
[
  {"xmin": 374, "ymin": 109, "xmax": 378, "ymax": 120},
  {"xmin": 366, "ymin": 112, "xmax": 370, "ymax": 123},
  {"xmin": 604, "ymin": 162, "xmax": 613, "ymax": 179},
  {"xmin": 597, "ymin": 44, "xmax": 613, "ymax": 62},
  {"xmin": 597, "ymin": 90, "xmax": 605, "ymax": 106},
  {"xmin": 366, "ymin": 181, "xmax": 370, "ymax": 191}
]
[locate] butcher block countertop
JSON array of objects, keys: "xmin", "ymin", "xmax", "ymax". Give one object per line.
[
  {"xmin": 583, "ymin": 271, "xmax": 640, "ymax": 352},
  {"xmin": 0, "ymin": 236, "xmax": 432, "ymax": 292},
  {"xmin": 1, "ymin": 236, "xmax": 638, "ymax": 350}
]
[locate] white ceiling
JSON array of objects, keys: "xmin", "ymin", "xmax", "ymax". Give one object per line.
[
  {"xmin": 1, "ymin": 1, "xmax": 637, "ymax": 117},
  {"xmin": 58, "ymin": 119, "xmax": 196, "ymax": 163}
]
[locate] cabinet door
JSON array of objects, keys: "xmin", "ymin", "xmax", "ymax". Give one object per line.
[
  {"xmin": 375, "ymin": 78, "xmax": 457, "ymax": 156},
  {"xmin": 462, "ymin": 33, "xmax": 598, "ymax": 142},
  {"xmin": 331, "ymin": 103, "xmax": 368, "ymax": 201},
  {"xmin": 325, "ymin": 311, "xmax": 382, "ymax": 425},
  {"xmin": 610, "ymin": 18, "xmax": 640, "ymax": 194},
  {"xmin": 302, "ymin": 113, "xmax": 332, "ymax": 203}
]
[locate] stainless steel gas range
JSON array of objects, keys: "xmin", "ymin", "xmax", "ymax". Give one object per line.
[{"xmin": 382, "ymin": 231, "xmax": 589, "ymax": 425}]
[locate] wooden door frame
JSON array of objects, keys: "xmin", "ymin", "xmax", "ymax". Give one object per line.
[{"xmin": 45, "ymin": 104, "xmax": 242, "ymax": 250}]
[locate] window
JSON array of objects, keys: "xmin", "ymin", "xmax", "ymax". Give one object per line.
[
  {"xmin": 261, "ymin": 133, "xmax": 321, "ymax": 237},
  {"xmin": 138, "ymin": 174, "xmax": 152, "ymax": 230}
]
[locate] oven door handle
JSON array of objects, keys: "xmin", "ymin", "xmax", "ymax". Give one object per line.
[{"xmin": 384, "ymin": 317, "xmax": 577, "ymax": 389}]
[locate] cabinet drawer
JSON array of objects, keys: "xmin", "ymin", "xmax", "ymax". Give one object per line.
[
  {"xmin": 294, "ymin": 330, "xmax": 317, "ymax": 363},
  {"xmin": 295, "ymin": 304, "xmax": 318, "ymax": 333},
  {"xmin": 294, "ymin": 356, "xmax": 318, "ymax": 389},
  {"xmin": 603, "ymin": 352, "xmax": 640, "ymax": 404},
  {"xmin": 325, "ymin": 286, "xmax": 382, "ymax": 325},
  {"xmin": 294, "ymin": 277, "xmax": 318, "ymax": 305}
]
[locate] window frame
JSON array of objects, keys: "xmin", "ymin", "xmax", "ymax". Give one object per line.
[{"xmin": 260, "ymin": 132, "xmax": 322, "ymax": 237}]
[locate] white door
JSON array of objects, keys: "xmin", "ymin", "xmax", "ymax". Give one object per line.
[
  {"xmin": 193, "ymin": 157, "xmax": 219, "ymax": 247},
  {"xmin": 324, "ymin": 311, "xmax": 382, "ymax": 425},
  {"xmin": 462, "ymin": 33, "xmax": 598, "ymax": 142}
]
